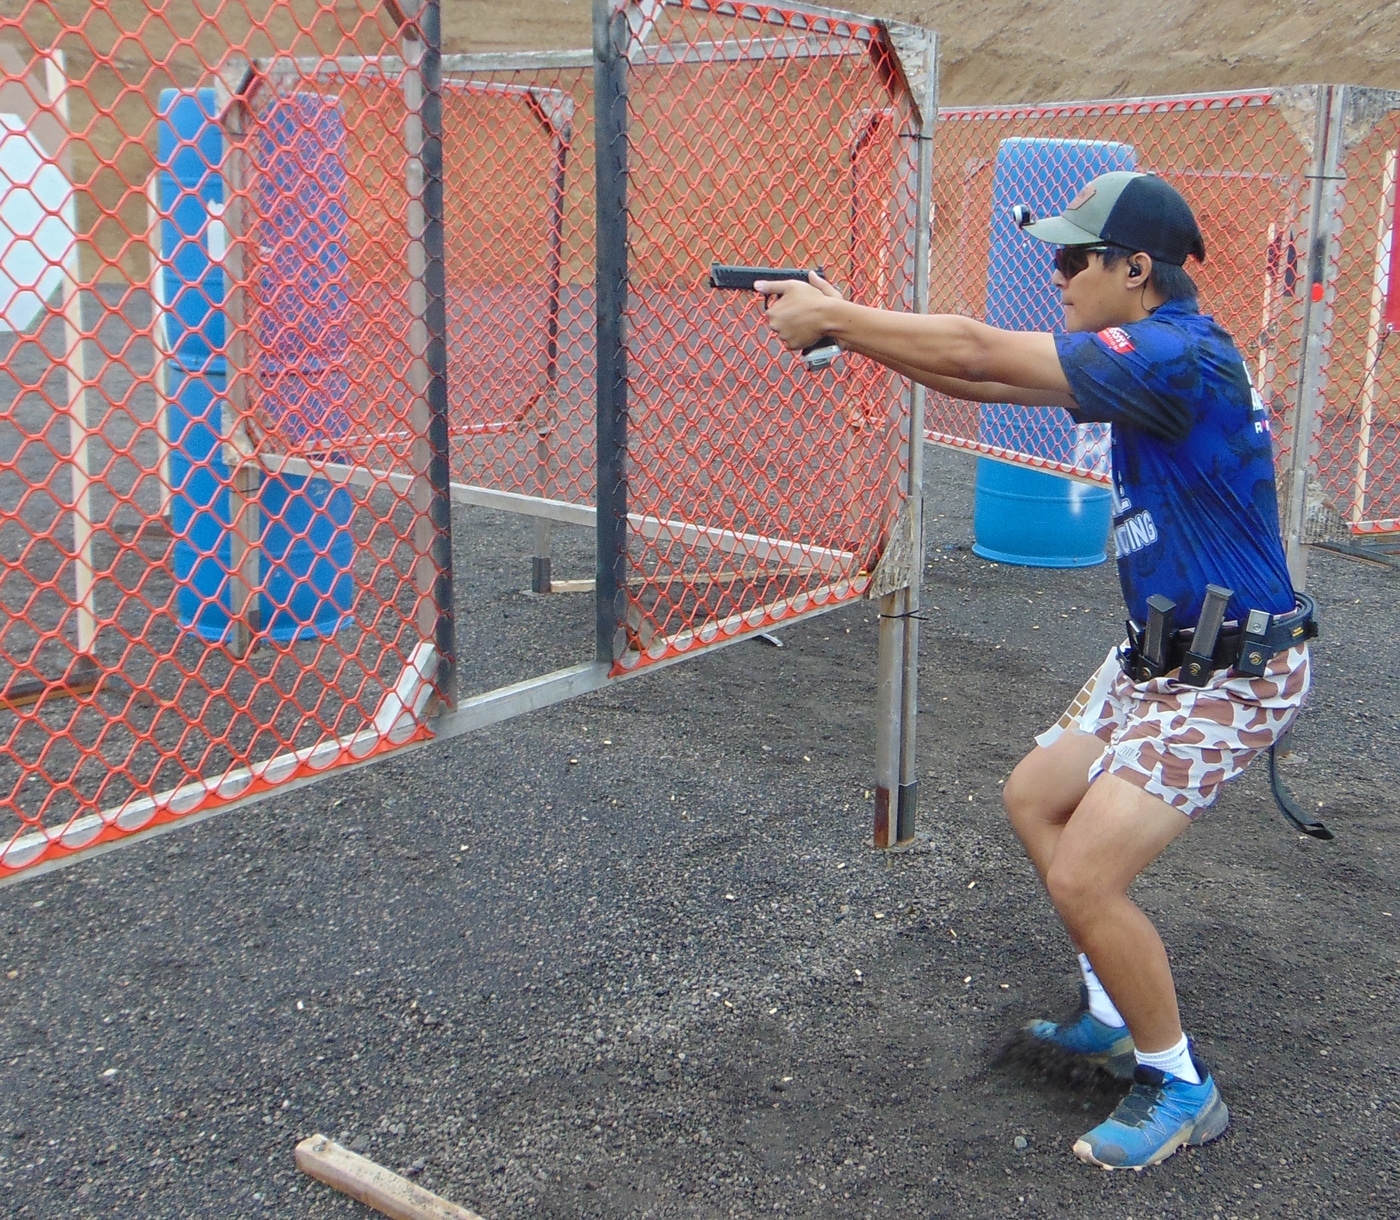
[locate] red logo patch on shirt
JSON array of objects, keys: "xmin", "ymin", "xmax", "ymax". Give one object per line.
[{"xmin": 1097, "ymin": 326, "xmax": 1135, "ymax": 354}]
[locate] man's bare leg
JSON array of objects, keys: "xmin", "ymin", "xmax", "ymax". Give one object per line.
[
  {"xmin": 1004, "ymin": 730, "xmax": 1131, "ymax": 1066},
  {"xmin": 1003, "ymin": 730, "xmax": 1106, "ymax": 887},
  {"xmin": 1043, "ymin": 772, "xmax": 1192, "ymax": 1052},
  {"xmin": 1053, "ymin": 774, "xmax": 1230, "ymax": 1170}
]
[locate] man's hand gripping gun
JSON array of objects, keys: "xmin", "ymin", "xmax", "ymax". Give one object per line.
[{"xmin": 708, "ymin": 264, "xmax": 842, "ymax": 370}]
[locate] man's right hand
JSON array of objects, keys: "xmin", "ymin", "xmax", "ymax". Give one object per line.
[{"xmin": 754, "ymin": 271, "xmax": 843, "ymax": 353}]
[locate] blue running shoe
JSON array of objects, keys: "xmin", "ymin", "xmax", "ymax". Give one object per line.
[
  {"xmin": 1073, "ymin": 1053, "xmax": 1230, "ymax": 1170},
  {"xmin": 1023, "ymin": 985, "xmax": 1136, "ymax": 1080}
]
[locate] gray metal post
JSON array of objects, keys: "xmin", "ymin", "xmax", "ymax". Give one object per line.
[
  {"xmin": 213, "ymin": 59, "xmax": 262, "ymax": 658},
  {"xmin": 527, "ymin": 92, "xmax": 573, "ymax": 594},
  {"xmin": 872, "ymin": 592, "xmax": 904, "ymax": 847},
  {"xmin": 594, "ymin": 0, "xmax": 630, "ymax": 663},
  {"xmin": 401, "ymin": 1, "xmax": 457, "ymax": 704},
  {"xmin": 1282, "ymin": 84, "xmax": 1346, "ymax": 589},
  {"xmin": 866, "ymin": 23, "xmax": 938, "ymax": 847},
  {"xmin": 889, "ymin": 24, "xmax": 938, "ymax": 845}
]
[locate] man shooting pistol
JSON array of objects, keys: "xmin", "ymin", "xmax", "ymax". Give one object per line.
[
  {"xmin": 708, "ymin": 264, "xmax": 842, "ymax": 369},
  {"xmin": 757, "ymin": 172, "xmax": 1319, "ymax": 1170}
]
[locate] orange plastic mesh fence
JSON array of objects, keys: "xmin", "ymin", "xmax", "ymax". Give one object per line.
[
  {"xmin": 0, "ymin": 2, "xmax": 448, "ymax": 876},
  {"xmin": 1313, "ymin": 93, "xmax": 1400, "ymax": 542},
  {"xmin": 321, "ymin": 61, "xmax": 598, "ymax": 505},
  {"xmin": 0, "ymin": 0, "xmax": 927, "ymax": 877},
  {"xmin": 603, "ymin": 1, "xmax": 923, "ymax": 672},
  {"xmin": 926, "ymin": 88, "xmax": 1400, "ymax": 547}
]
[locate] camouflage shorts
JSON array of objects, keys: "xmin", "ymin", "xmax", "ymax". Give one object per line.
[{"xmin": 1034, "ymin": 642, "xmax": 1312, "ymax": 817}]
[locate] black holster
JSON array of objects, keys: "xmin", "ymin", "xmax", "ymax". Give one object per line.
[{"xmin": 1120, "ymin": 592, "xmax": 1317, "ymax": 683}]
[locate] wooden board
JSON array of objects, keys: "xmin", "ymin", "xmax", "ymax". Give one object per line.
[{"xmin": 295, "ymin": 1134, "xmax": 485, "ymax": 1220}]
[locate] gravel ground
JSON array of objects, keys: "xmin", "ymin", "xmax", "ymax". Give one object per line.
[{"xmin": 1, "ymin": 444, "xmax": 1396, "ymax": 1219}]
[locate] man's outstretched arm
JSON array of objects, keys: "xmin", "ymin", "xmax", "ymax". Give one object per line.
[
  {"xmin": 756, "ymin": 274, "xmax": 1075, "ymax": 407},
  {"xmin": 877, "ymin": 360, "xmax": 1078, "ymax": 409}
]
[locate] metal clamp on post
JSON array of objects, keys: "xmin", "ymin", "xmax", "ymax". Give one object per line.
[{"xmin": 1179, "ymin": 584, "xmax": 1233, "ymax": 687}]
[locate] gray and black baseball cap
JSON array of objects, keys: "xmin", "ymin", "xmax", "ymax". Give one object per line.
[{"xmin": 1019, "ymin": 171, "xmax": 1206, "ymax": 266}]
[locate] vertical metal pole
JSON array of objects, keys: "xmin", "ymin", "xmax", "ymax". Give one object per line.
[
  {"xmin": 594, "ymin": 0, "xmax": 629, "ymax": 664},
  {"xmin": 852, "ymin": 101, "xmax": 907, "ymax": 846},
  {"xmin": 895, "ymin": 589, "xmax": 921, "ymax": 840},
  {"xmin": 45, "ymin": 51, "xmax": 98, "ymax": 658},
  {"xmin": 1282, "ymin": 85, "xmax": 1346, "ymax": 589},
  {"xmin": 895, "ymin": 29, "xmax": 938, "ymax": 846},
  {"xmin": 868, "ymin": 25, "xmax": 938, "ymax": 848},
  {"xmin": 215, "ymin": 65, "xmax": 262, "ymax": 658},
  {"xmin": 872, "ymin": 592, "xmax": 903, "ymax": 848},
  {"xmin": 529, "ymin": 93, "xmax": 572, "ymax": 595},
  {"xmin": 532, "ymin": 481, "xmax": 555, "ymax": 594},
  {"xmin": 1354, "ymin": 144, "xmax": 1395, "ymax": 530},
  {"xmin": 403, "ymin": 2, "xmax": 456, "ymax": 704}
]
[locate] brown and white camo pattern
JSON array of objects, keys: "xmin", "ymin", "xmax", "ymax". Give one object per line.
[{"xmin": 1035, "ymin": 643, "xmax": 1312, "ymax": 817}]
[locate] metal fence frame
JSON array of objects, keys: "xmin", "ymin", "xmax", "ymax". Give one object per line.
[{"xmin": 0, "ymin": 0, "xmax": 939, "ymax": 883}]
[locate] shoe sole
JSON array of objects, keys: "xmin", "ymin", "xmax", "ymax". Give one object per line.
[
  {"xmin": 1064, "ymin": 1046, "xmax": 1137, "ymax": 1081},
  {"xmin": 1072, "ymin": 1093, "xmax": 1231, "ymax": 1171}
]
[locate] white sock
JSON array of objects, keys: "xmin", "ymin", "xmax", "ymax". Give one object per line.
[
  {"xmin": 1077, "ymin": 953, "xmax": 1126, "ymax": 1028},
  {"xmin": 1135, "ymin": 1034, "xmax": 1201, "ymax": 1084}
]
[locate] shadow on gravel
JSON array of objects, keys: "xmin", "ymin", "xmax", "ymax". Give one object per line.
[{"xmin": 988, "ymin": 1030, "xmax": 1132, "ymax": 1098}]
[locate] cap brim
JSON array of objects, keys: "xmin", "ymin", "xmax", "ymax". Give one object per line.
[{"xmin": 1021, "ymin": 215, "xmax": 1102, "ymax": 246}]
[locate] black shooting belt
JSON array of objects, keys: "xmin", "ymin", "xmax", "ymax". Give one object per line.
[
  {"xmin": 1118, "ymin": 591, "xmax": 1329, "ymax": 840},
  {"xmin": 1120, "ymin": 592, "xmax": 1318, "ymax": 685}
]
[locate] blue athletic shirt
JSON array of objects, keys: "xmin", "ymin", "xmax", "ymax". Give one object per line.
[{"xmin": 1054, "ymin": 298, "xmax": 1296, "ymax": 627}]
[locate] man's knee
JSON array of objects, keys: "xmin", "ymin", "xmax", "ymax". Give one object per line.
[
  {"xmin": 1043, "ymin": 855, "xmax": 1104, "ymax": 921},
  {"xmin": 1003, "ymin": 739, "xmax": 1095, "ymax": 827},
  {"xmin": 1002, "ymin": 760, "xmax": 1039, "ymax": 826}
]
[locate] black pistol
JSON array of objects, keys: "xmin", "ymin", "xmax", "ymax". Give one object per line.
[
  {"xmin": 1179, "ymin": 584, "xmax": 1233, "ymax": 687},
  {"xmin": 708, "ymin": 263, "xmax": 842, "ymax": 370}
]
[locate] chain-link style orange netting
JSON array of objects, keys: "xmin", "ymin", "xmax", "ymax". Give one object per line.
[
  {"xmin": 1317, "ymin": 96, "xmax": 1400, "ymax": 542},
  {"xmin": 926, "ymin": 89, "xmax": 1400, "ymax": 550},
  {"xmin": 603, "ymin": 2, "xmax": 921, "ymax": 671},
  {"xmin": 340, "ymin": 61, "xmax": 597, "ymax": 506},
  {"xmin": 0, "ymin": 0, "xmax": 928, "ymax": 877},
  {"xmin": 0, "ymin": 2, "xmax": 448, "ymax": 875}
]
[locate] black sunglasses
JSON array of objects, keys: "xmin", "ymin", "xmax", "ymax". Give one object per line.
[{"xmin": 1053, "ymin": 244, "xmax": 1114, "ymax": 280}]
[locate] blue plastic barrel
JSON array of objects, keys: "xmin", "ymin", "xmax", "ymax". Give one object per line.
[
  {"xmin": 157, "ymin": 89, "xmax": 354, "ymax": 643},
  {"xmin": 972, "ymin": 460, "xmax": 1115, "ymax": 567},
  {"xmin": 971, "ymin": 138, "xmax": 1132, "ymax": 567},
  {"xmin": 158, "ymin": 89, "xmax": 232, "ymax": 639},
  {"xmin": 165, "ymin": 361, "xmax": 233, "ymax": 640}
]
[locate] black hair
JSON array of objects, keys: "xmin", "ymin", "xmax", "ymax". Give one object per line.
[{"xmin": 1099, "ymin": 245, "xmax": 1199, "ymax": 304}]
